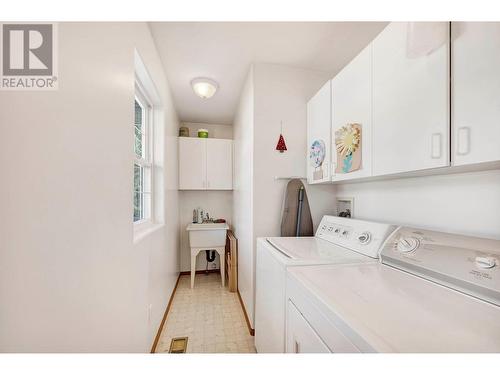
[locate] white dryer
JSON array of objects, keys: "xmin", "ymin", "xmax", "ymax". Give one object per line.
[
  {"xmin": 255, "ymin": 215, "xmax": 396, "ymax": 353},
  {"xmin": 285, "ymin": 227, "xmax": 500, "ymax": 352}
]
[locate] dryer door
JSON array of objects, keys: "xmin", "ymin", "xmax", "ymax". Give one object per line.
[{"xmin": 286, "ymin": 301, "xmax": 331, "ymax": 353}]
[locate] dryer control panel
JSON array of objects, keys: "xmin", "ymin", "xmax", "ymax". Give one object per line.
[
  {"xmin": 315, "ymin": 216, "xmax": 396, "ymax": 259},
  {"xmin": 381, "ymin": 227, "xmax": 500, "ymax": 306}
]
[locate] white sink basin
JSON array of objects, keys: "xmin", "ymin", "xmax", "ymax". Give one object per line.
[{"xmin": 186, "ymin": 223, "xmax": 229, "ymax": 248}]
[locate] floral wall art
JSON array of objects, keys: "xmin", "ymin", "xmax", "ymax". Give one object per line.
[
  {"xmin": 335, "ymin": 123, "xmax": 362, "ymax": 173},
  {"xmin": 309, "ymin": 139, "xmax": 326, "ymax": 181}
]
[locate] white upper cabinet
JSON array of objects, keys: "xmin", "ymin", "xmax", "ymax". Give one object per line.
[
  {"xmin": 372, "ymin": 22, "xmax": 450, "ymax": 176},
  {"xmin": 452, "ymin": 22, "xmax": 500, "ymax": 166},
  {"xmin": 206, "ymin": 138, "xmax": 233, "ymax": 190},
  {"xmin": 331, "ymin": 43, "xmax": 372, "ymax": 181},
  {"xmin": 307, "ymin": 81, "xmax": 332, "ymax": 184},
  {"xmin": 179, "ymin": 137, "xmax": 207, "ymax": 190},
  {"xmin": 179, "ymin": 137, "xmax": 233, "ymax": 190}
]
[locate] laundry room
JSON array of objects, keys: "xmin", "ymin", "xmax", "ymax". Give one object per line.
[{"xmin": 2, "ymin": 2, "xmax": 500, "ymax": 373}]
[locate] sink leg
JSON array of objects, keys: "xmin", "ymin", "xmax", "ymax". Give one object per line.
[{"xmin": 216, "ymin": 246, "xmax": 225, "ymax": 288}]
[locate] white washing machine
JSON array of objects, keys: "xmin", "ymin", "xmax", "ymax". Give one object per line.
[
  {"xmin": 254, "ymin": 215, "xmax": 396, "ymax": 353},
  {"xmin": 285, "ymin": 227, "xmax": 500, "ymax": 352}
]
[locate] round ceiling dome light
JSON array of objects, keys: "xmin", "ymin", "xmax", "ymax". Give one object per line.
[{"xmin": 191, "ymin": 77, "xmax": 218, "ymax": 99}]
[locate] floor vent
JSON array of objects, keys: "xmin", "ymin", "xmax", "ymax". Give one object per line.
[{"xmin": 169, "ymin": 337, "xmax": 188, "ymax": 353}]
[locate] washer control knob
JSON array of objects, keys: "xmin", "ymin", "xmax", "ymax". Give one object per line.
[
  {"xmin": 342, "ymin": 230, "xmax": 349, "ymax": 236},
  {"xmin": 358, "ymin": 232, "xmax": 371, "ymax": 245},
  {"xmin": 475, "ymin": 256, "xmax": 497, "ymax": 269},
  {"xmin": 397, "ymin": 237, "xmax": 420, "ymax": 253}
]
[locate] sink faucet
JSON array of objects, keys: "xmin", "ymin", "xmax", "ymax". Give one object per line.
[{"xmin": 203, "ymin": 212, "xmax": 214, "ymax": 223}]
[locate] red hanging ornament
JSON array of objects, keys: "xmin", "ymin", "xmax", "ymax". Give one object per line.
[
  {"xmin": 276, "ymin": 134, "xmax": 287, "ymax": 152},
  {"xmin": 276, "ymin": 121, "xmax": 287, "ymax": 153}
]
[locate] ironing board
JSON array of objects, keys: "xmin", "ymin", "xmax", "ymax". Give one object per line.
[{"xmin": 280, "ymin": 179, "xmax": 313, "ymax": 237}]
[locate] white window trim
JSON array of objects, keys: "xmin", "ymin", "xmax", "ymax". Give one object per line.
[
  {"xmin": 134, "ymin": 79, "xmax": 154, "ymax": 232},
  {"xmin": 133, "ymin": 49, "xmax": 163, "ymax": 241}
]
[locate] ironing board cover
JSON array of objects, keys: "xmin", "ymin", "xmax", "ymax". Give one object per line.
[{"xmin": 280, "ymin": 179, "xmax": 313, "ymax": 237}]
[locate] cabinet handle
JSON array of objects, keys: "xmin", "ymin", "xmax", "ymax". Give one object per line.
[
  {"xmin": 431, "ymin": 133, "xmax": 442, "ymax": 159},
  {"xmin": 457, "ymin": 127, "xmax": 470, "ymax": 156},
  {"xmin": 294, "ymin": 339, "xmax": 300, "ymax": 353}
]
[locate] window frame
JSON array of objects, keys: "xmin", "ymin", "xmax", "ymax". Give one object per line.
[{"xmin": 133, "ymin": 79, "xmax": 155, "ymax": 229}]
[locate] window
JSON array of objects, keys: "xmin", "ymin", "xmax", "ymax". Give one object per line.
[{"xmin": 134, "ymin": 84, "xmax": 153, "ymax": 224}]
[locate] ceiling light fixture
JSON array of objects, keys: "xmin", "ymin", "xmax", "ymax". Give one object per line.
[{"xmin": 191, "ymin": 77, "xmax": 218, "ymax": 99}]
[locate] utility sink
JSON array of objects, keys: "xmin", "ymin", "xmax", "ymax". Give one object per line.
[{"xmin": 186, "ymin": 222, "xmax": 229, "ymax": 248}]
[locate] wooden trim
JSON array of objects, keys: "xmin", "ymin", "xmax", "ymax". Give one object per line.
[
  {"xmin": 179, "ymin": 269, "xmax": 220, "ymax": 276},
  {"xmin": 237, "ymin": 290, "xmax": 255, "ymax": 336},
  {"xmin": 150, "ymin": 273, "xmax": 182, "ymax": 353}
]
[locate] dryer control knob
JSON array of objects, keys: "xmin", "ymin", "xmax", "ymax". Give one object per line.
[
  {"xmin": 358, "ymin": 232, "xmax": 371, "ymax": 245},
  {"xmin": 397, "ymin": 237, "xmax": 420, "ymax": 253},
  {"xmin": 475, "ymin": 256, "xmax": 497, "ymax": 269}
]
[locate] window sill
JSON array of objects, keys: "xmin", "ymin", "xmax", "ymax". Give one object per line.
[{"xmin": 133, "ymin": 222, "xmax": 164, "ymax": 245}]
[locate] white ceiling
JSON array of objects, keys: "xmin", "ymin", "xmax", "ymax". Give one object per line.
[{"xmin": 149, "ymin": 22, "xmax": 387, "ymax": 125}]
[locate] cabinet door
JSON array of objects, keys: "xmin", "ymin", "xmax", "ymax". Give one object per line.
[
  {"xmin": 452, "ymin": 22, "xmax": 500, "ymax": 166},
  {"xmin": 307, "ymin": 81, "xmax": 332, "ymax": 184},
  {"xmin": 331, "ymin": 44, "xmax": 372, "ymax": 181},
  {"xmin": 206, "ymin": 139, "xmax": 233, "ymax": 190},
  {"xmin": 179, "ymin": 137, "xmax": 206, "ymax": 190},
  {"xmin": 286, "ymin": 301, "xmax": 331, "ymax": 353},
  {"xmin": 372, "ymin": 22, "xmax": 450, "ymax": 176}
]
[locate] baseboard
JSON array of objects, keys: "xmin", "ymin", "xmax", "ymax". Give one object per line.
[
  {"xmin": 150, "ymin": 273, "xmax": 182, "ymax": 353},
  {"xmin": 237, "ymin": 290, "xmax": 255, "ymax": 336},
  {"xmin": 179, "ymin": 269, "xmax": 220, "ymax": 275}
]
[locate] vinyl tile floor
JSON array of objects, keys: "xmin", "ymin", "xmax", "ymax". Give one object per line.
[{"xmin": 155, "ymin": 273, "xmax": 256, "ymax": 353}]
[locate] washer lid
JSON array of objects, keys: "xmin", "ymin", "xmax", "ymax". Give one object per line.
[
  {"xmin": 288, "ymin": 263, "xmax": 500, "ymax": 352},
  {"xmin": 266, "ymin": 237, "xmax": 370, "ymax": 262}
]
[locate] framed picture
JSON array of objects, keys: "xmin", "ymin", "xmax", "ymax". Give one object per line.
[
  {"xmin": 309, "ymin": 139, "xmax": 326, "ymax": 181},
  {"xmin": 335, "ymin": 123, "xmax": 362, "ymax": 174}
]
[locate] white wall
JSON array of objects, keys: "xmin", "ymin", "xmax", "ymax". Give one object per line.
[
  {"xmin": 138, "ymin": 24, "xmax": 181, "ymax": 350},
  {"xmin": 232, "ymin": 67, "xmax": 255, "ymax": 325},
  {"xmin": 178, "ymin": 122, "xmax": 234, "ymax": 272},
  {"xmin": 336, "ymin": 169, "xmax": 500, "ymax": 240},
  {"xmin": 233, "ymin": 63, "xmax": 336, "ymax": 327},
  {"xmin": 253, "ymin": 63, "xmax": 335, "ymax": 239},
  {"xmin": 251, "ymin": 64, "xmax": 335, "ymax": 325},
  {"xmin": 0, "ymin": 23, "xmax": 180, "ymax": 352}
]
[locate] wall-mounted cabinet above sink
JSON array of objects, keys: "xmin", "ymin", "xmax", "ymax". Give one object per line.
[{"xmin": 179, "ymin": 137, "xmax": 233, "ymax": 190}]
